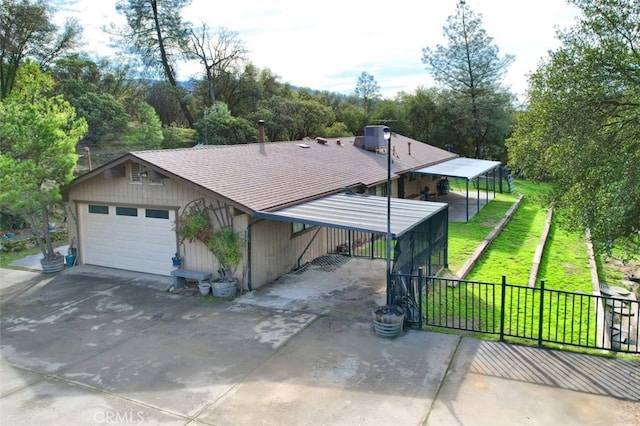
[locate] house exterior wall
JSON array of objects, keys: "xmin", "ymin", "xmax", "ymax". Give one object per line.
[
  {"xmin": 66, "ymin": 161, "xmax": 328, "ymax": 291},
  {"xmin": 65, "ymin": 162, "xmax": 249, "ymax": 285},
  {"xmin": 403, "ymin": 174, "xmax": 441, "ymax": 199},
  {"xmin": 249, "ymin": 220, "xmax": 327, "ymax": 289}
]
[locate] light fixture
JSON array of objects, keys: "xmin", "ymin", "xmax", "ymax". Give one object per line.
[
  {"xmin": 383, "ymin": 126, "xmax": 392, "ymax": 305},
  {"xmin": 139, "ymin": 171, "xmax": 148, "ymax": 178},
  {"xmin": 383, "ymin": 126, "xmax": 391, "ymax": 143}
]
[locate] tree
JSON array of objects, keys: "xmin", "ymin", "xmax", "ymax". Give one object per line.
[
  {"xmin": 0, "ymin": 62, "xmax": 87, "ymax": 262},
  {"xmin": 73, "ymin": 92, "xmax": 129, "ymax": 143},
  {"xmin": 147, "ymin": 81, "xmax": 188, "ymax": 126},
  {"xmin": 0, "ymin": 0, "xmax": 81, "ymax": 99},
  {"xmin": 125, "ymin": 102, "xmax": 164, "ymax": 149},
  {"xmin": 398, "ymin": 88, "xmax": 441, "ymax": 144},
  {"xmin": 52, "ymin": 55, "xmax": 145, "ymax": 113},
  {"xmin": 51, "ymin": 54, "xmax": 103, "ymax": 99},
  {"xmin": 354, "ymin": 71, "xmax": 380, "ymax": 114},
  {"xmin": 194, "ymin": 102, "xmax": 257, "ymax": 145},
  {"xmin": 422, "ymin": 0, "xmax": 514, "ymax": 158},
  {"xmin": 114, "ymin": 0, "xmax": 194, "ymax": 126},
  {"xmin": 336, "ymin": 103, "xmax": 368, "ymax": 136},
  {"xmin": 506, "ymin": 0, "xmax": 640, "ymax": 251},
  {"xmin": 190, "ymin": 25, "xmax": 247, "ymax": 106}
]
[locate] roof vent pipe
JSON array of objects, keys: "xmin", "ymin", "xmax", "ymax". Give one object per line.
[
  {"xmin": 258, "ymin": 120, "xmax": 265, "ymax": 143},
  {"xmin": 408, "ymin": 142, "xmax": 411, "ymax": 156}
]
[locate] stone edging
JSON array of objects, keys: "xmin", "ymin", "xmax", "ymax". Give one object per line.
[{"xmin": 527, "ymin": 207, "xmax": 554, "ymax": 287}]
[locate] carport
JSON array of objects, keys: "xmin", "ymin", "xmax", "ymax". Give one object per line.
[
  {"xmin": 254, "ymin": 192, "xmax": 449, "ymax": 278},
  {"xmin": 414, "ymin": 158, "xmax": 502, "ymax": 222}
]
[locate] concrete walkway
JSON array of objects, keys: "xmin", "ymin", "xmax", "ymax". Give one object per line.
[
  {"xmin": 8, "ymin": 245, "xmax": 70, "ymax": 271},
  {"xmin": 440, "ymin": 190, "xmax": 496, "ymax": 223},
  {"xmin": 1, "ymin": 261, "xmax": 639, "ymax": 425}
]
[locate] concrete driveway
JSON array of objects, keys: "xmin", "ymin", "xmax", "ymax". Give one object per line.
[{"xmin": 1, "ymin": 259, "xmax": 639, "ymax": 425}]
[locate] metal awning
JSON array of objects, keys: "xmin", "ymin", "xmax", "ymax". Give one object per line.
[
  {"xmin": 414, "ymin": 157, "xmax": 501, "ymax": 180},
  {"xmin": 414, "ymin": 157, "xmax": 502, "ymax": 223},
  {"xmin": 254, "ymin": 193, "xmax": 447, "ymax": 238}
]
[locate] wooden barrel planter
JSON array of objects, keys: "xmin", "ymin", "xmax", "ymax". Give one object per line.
[
  {"xmin": 212, "ymin": 279, "xmax": 237, "ymax": 298},
  {"xmin": 372, "ymin": 305, "xmax": 405, "ymax": 338},
  {"xmin": 40, "ymin": 255, "xmax": 65, "ymax": 273}
]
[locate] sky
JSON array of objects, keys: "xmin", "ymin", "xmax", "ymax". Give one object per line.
[{"xmin": 52, "ymin": 0, "xmax": 581, "ymax": 102}]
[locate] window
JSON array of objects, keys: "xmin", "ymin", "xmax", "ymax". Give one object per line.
[
  {"xmin": 88, "ymin": 204, "xmax": 109, "ymax": 214},
  {"xmin": 145, "ymin": 209, "xmax": 169, "ymax": 219},
  {"xmin": 368, "ymin": 184, "xmax": 386, "ymax": 196},
  {"xmin": 149, "ymin": 176, "xmax": 164, "ymax": 186},
  {"xmin": 292, "ymin": 223, "xmax": 315, "ymax": 235},
  {"xmin": 116, "ymin": 206, "xmax": 138, "ymax": 217}
]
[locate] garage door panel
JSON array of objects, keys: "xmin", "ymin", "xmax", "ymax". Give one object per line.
[{"xmin": 80, "ymin": 204, "xmax": 176, "ymax": 276}]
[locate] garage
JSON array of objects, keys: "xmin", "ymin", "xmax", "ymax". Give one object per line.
[{"xmin": 78, "ymin": 203, "xmax": 177, "ymax": 276}]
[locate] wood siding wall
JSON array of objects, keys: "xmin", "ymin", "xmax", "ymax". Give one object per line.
[
  {"xmin": 66, "ymin": 162, "xmax": 247, "ymax": 285},
  {"xmin": 249, "ymin": 220, "xmax": 327, "ymax": 289},
  {"xmin": 66, "ymin": 160, "xmax": 324, "ymax": 291}
]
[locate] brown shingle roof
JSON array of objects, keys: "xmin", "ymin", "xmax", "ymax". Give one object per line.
[{"xmin": 131, "ymin": 134, "xmax": 456, "ymax": 212}]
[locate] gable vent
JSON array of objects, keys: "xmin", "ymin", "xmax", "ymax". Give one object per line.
[{"xmin": 130, "ymin": 163, "xmax": 142, "ymax": 183}]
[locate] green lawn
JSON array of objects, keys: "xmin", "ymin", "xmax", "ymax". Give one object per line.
[
  {"xmin": 447, "ymin": 193, "xmax": 517, "ymax": 272},
  {"xmin": 450, "ymin": 179, "xmax": 592, "ymax": 293},
  {"xmin": 464, "ymin": 195, "xmax": 548, "ymax": 284},
  {"xmin": 432, "ymin": 179, "xmax": 600, "ymax": 349}
]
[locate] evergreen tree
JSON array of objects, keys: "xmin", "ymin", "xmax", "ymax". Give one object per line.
[{"xmin": 422, "ymin": 0, "xmax": 514, "ymax": 158}]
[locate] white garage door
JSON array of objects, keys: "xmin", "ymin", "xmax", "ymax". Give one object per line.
[{"xmin": 79, "ymin": 203, "xmax": 177, "ymax": 276}]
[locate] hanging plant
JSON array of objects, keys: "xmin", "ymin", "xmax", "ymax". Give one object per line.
[{"xmin": 175, "ymin": 209, "xmax": 211, "ymax": 244}]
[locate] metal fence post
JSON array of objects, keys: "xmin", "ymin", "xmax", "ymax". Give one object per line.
[
  {"xmin": 370, "ymin": 233, "xmax": 375, "ymax": 259},
  {"xmin": 500, "ymin": 275, "xmax": 506, "ymax": 341},
  {"xmin": 538, "ymin": 280, "xmax": 545, "ymax": 347}
]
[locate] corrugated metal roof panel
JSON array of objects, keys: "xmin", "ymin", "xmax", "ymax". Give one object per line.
[
  {"xmin": 254, "ymin": 193, "xmax": 448, "ymax": 237},
  {"xmin": 414, "ymin": 158, "xmax": 502, "ymax": 180}
]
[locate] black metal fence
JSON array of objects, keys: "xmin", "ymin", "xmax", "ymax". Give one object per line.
[
  {"xmin": 326, "ymin": 228, "xmax": 388, "ymax": 259},
  {"xmin": 391, "ymin": 271, "xmax": 639, "ymax": 354}
]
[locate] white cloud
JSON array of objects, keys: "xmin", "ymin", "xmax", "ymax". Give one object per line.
[{"xmin": 53, "ymin": 0, "xmax": 580, "ymax": 99}]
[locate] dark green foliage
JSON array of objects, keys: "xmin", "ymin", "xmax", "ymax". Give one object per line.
[
  {"xmin": 194, "ymin": 103, "xmax": 258, "ymax": 145},
  {"xmin": 506, "ymin": 0, "xmax": 640, "ymax": 251},
  {"xmin": 161, "ymin": 126, "xmax": 197, "ymax": 149},
  {"xmin": 0, "ymin": 63, "xmax": 87, "ymax": 259},
  {"xmin": 0, "ymin": 0, "xmax": 81, "ymax": 99},
  {"xmin": 73, "ymin": 92, "xmax": 128, "ymax": 143},
  {"xmin": 125, "ymin": 102, "xmax": 164, "ymax": 149}
]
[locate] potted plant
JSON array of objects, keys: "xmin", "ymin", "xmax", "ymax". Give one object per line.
[
  {"xmin": 0, "ymin": 63, "xmax": 87, "ymax": 273},
  {"xmin": 372, "ymin": 305, "xmax": 405, "ymax": 337},
  {"xmin": 208, "ymin": 227, "xmax": 244, "ymax": 297},
  {"xmin": 174, "ymin": 198, "xmax": 245, "ymax": 297},
  {"xmin": 175, "ymin": 208, "xmax": 211, "ymax": 244}
]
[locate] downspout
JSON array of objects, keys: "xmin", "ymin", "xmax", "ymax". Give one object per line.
[{"xmin": 247, "ymin": 221, "xmax": 253, "ymax": 291}]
